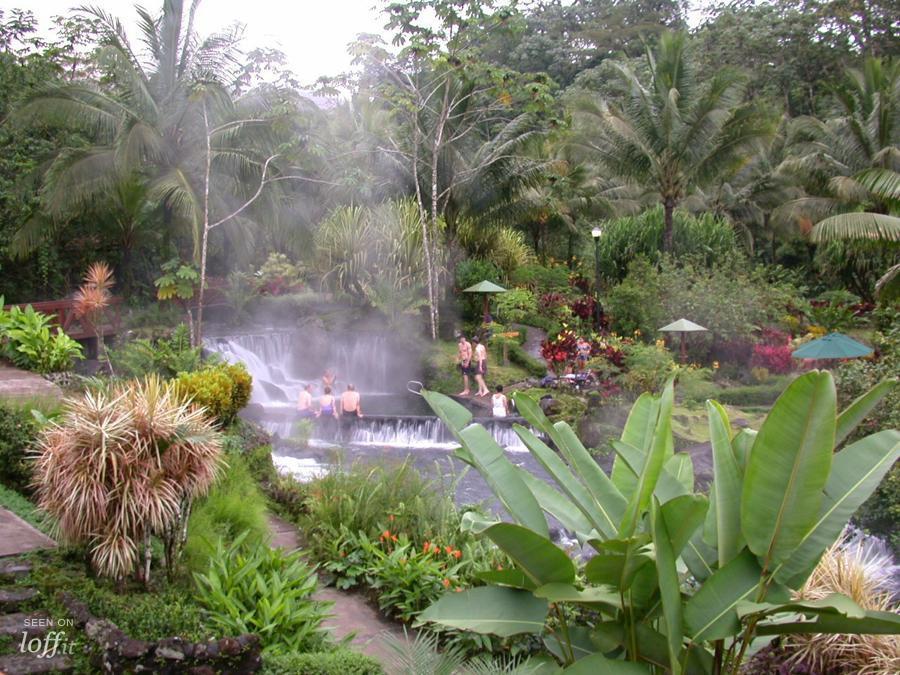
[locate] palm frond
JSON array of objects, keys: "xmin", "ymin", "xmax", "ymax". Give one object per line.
[{"xmin": 810, "ymin": 212, "xmax": 900, "ymax": 242}]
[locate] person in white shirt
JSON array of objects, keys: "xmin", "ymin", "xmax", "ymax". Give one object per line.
[{"xmin": 492, "ymin": 385, "xmax": 509, "ymax": 417}]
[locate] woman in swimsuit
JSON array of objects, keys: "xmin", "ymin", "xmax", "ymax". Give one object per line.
[{"xmin": 316, "ymin": 386, "xmax": 339, "ymax": 440}]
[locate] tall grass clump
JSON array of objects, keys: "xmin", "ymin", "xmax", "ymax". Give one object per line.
[
  {"xmin": 32, "ymin": 375, "xmax": 223, "ymax": 582},
  {"xmin": 184, "ymin": 449, "xmax": 270, "ymax": 572},
  {"xmin": 785, "ymin": 530, "xmax": 900, "ymax": 674}
]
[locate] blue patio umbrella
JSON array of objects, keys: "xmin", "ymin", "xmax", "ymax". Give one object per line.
[{"xmin": 791, "ymin": 332, "xmax": 873, "ymax": 360}]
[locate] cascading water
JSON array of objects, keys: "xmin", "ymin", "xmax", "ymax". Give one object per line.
[
  {"xmin": 205, "ymin": 331, "xmax": 398, "ymax": 406},
  {"xmin": 206, "ymin": 330, "xmax": 532, "ymax": 451},
  {"xmin": 259, "ymin": 415, "xmax": 528, "ymax": 452}
]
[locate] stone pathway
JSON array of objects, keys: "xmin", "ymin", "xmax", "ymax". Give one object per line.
[
  {"xmin": 513, "ymin": 323, "xmax": 548, "ymax": 366},
  {"xmin": 0, "ymin": 559, "xmax": 72, "ymax": 674},
  {"xmin": 0, "ymin": 510, "xmax": 56, "ymax": 558},
  {"xmin": 268, "ymin": 515, "xmax": 409, "ymax": 667},
  {"xmin": 0, "ymin": 363, "xmax": 63, "ymax": 404}
]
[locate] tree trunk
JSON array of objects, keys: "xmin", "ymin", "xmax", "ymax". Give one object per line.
[
  {"xmin": 195, "ymin": 103, "xmax": 213, "ymax": 347},
  {"xmin": 663, "ymin": 197, "xmax": 676, "ymax": 253}
]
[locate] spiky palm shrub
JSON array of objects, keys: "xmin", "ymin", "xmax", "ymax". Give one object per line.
[
  {"xmin": 785, "ymin": 530, "xmax": 900, "ymax": 674},
  {"xmin": 73, "ymin": 261, "xmax": 114, "ymax": 371},
  {"xmin": 32, "ymin": 375, "xmax": 223, "ymax": 583}
]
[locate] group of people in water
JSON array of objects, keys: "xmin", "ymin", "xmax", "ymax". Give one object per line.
[
  {"xmin": 297, "ymin": 368, "xmax": 363, "ymax": 439},
  {"xmin": 456, "ymin": 334, "xmax": 511, "ymax": 417}
]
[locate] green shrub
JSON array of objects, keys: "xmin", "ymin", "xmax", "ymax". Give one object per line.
[
  {"xmin": 30, "ymin": 550, "xmax": 207, "ymax": 641},
  {"xmin": 714, "ymin": 380, "xmax": 791, "ymax": 407},
  {"xmin": 0, "ymin": 404, "xmax": 37, "ymax": 493},
  {"xmin": 174, "ymin": 362, "xmax": 252, "ymax": 426},
  {"xmin": 808, "ymin": 290, "xmax": 860, "ymax": 331},
  {"xmin": 509, "ymin": 263, "xmax": 571, "ymax": 292},
  {"xmin": 194, "ymin": 532, "xmax": 330, "ymax": 654},
  {"xmin": 0, "ymin": 303, "xmax": 83, "ymax": 373},
  {"xmin": 594, "ymin": 206, "xmax": 738, "ymax": 283},
  {"xmin": 108, "ymin": 323, "xmax": 201, "ymax": 378},
  {"xmin": 622, "ymin": 343, "xmax": 675, "ymax": 393},
  {"xmin": 261, "ymin": 649, "xmax": 383, "ymax": 675},
  {"xmin": 243, "ymin": 443, "xmax": 277, "ymax": 485},
  {"xmin": 507, "ymin": 342, "xmax": 547, "ymax": 377},
  {"xmin": 494, "ymin": 288, "xmax": 538, "ymax": 325},
  {"xmin": 184, "ymin": 450, "xmax": 270, "ymax": 573},
  {"xmin": 606, "ymin": 258, "xmax": 664, "ymax": 339}
]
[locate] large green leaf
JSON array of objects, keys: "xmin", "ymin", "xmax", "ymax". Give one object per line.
[
  {"xmin": 774, "ymin": 429, "xmax": 900, "ymax": 586},
  {"xmin": 736, "ymin": 593, "xmax": 865, "ymax": 620},
  {"xmin": 731, "ymin": 429, "xmax": 756, "ymax": 472},
  {"xmin": 612, "ymin": 393, "xmax": 660, "ymax": 498},
  {"xmin": 533, "ymin": 582, "xmax": 621, "ymax": 608},
  {"xmin": 756, "ymin": 609, "xmax": 900, "ymax": 636},
  {"xmin": 517, "ymin": 468, "xmax": 595, "ymax": 537},
  {"xmin": 459, "ymin": 423, "xmax": 549, "ymax": 537},
  {"xmin": 741, "ymin": 371, "xmax": 836, "ymax": 566},
  {"xmin": 660, "ymin": 494, "xmax": 707, "ymax": 557},
  {"xmin": 481, "ymin": 523, "xmax": 576, "ymax": 586},
  {"xmin": 593, "ymin": 622, "xmax": 712, "ymax": 675},
  {"xmin": 475, "ymin": 568, "xmax": 534, "ymax": 590},
  {"xmin": 707, "ymin": 400, "xmax": 744, "ymax": 566},
  {"xmin": 416, "ymin": 586, "xmax": 549, "ymax": 637},
  {"xmin": 585, "ymin": 537, "xmax": 655, "ymax": 596},
  {"xmin": 620, "ymin": 379, "xmax": 675, "ymax": 537},
  {"xmin": 682, "ymin": 529, "xmax": 717, "ymax": 582},
  {"xmin": 422, "ymin": 389, "xmax": 472, "ymax": 435},
  {"xmin": 554, "ymin": 420, "xmax": 629, "ymax": 524},
  {"xmin": 562, "ymin": 653, "xmax": 651, "ymax": 674},
  {"xmin": 651, "ymin": 498, "xmax": 684, "ymax": 675},
  {"xmin": 834, "ymin": 378, "xmax": 897, "ymax": 447},
  {"xmin": 544, "ymin": 625, "xmax": 599, "ymax": 663},
  {"xmin": 684, "ymin": 549, "xmax": 777, "ymax": 641},
  {"xmin": 516, "ymin": 424, "xmax": 622, "ymax": 537}
]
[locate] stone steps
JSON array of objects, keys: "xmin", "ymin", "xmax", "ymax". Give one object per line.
[
  {"xmin": 0, "ymin": 588, "xmax": 38, "ymax": 612},
  {"xmin": 0, "ymin": 559, "xmax": 73, "ymax": 674},
  {"xmin": 0, "ymin": 653, "xmax": 73, "ymax": 674}
]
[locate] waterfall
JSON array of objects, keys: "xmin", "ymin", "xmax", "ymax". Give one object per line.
[
  {"xmin": 260, "ymin": 415, "xmax": 529, "ymax": 453},
  {"xmin": 205, "ymin": 331, "xmax": 401, "ymax": 406}
]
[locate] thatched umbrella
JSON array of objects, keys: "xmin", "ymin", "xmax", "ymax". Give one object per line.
[
  {"xmin": 462, "ymin": 280, "xmax": 507, "ymax": 323},
  {"xmin": 659, "ymin": 318, "xmax": 708, "ymax": 363}
]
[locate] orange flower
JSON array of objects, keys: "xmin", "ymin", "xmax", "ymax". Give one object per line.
[
  {"xmin": 423, "ymin": 541, "xmax": 431, "ymax": 553},
  {"xmin": 455, "ymin": 587, "xmax": 464, "ymax": 593},
  {"xmin": 391, "ymin": 534, "xmax": 398, "ymax": 542},
  {"xmin": 442, "ymin": 578, "xmax": 451, "ymax": 588},
  {"xmin": 382, "ymin": 530, "xmax": 391, "ymax": 539},
  {"xmin": 453, "ymin": 550, "xmax": 462, "ymax": 559},
  {"xmin": 388, "ymin": 514, "xmax": 395, "ymax": 522},
  {"xmin": 445, "ymin": 546, "xmax": 453, "ymax": 555}
]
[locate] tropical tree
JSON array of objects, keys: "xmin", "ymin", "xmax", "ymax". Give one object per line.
[
  {"xmin": 573, "ymin": 31, "xmax": 774, "ymax": 251},
  {"xmin": 779, "ymin": 57, "xmax": 900, "ymax": 297}
]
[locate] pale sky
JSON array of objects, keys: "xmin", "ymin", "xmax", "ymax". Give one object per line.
[{"xmin": 2, "ymin": 0, "xmax": 388, "ymax": 87}]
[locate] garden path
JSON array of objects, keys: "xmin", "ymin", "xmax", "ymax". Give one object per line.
[
  {"xmin": 0, "ymin": 363, "xmax": 63, "ymax": 404},
  {"xmin": 268, "ymin": 514, "xmax": 410, "ymax": 667},
  {"xmin": 513, "ymin": 323, "xmax": 548, "ymax": 365},
  {"xmin": 0, "ymin": 509, "xmax": 56, "ymax": 557}
]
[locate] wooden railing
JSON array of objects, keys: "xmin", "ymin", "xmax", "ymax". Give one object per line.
[{"xmin": 3, "ymin": 297, "xmax": 123, "ymax": 341}]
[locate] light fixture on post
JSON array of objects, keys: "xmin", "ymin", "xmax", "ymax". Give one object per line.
[{"xmin": 591, "ymin": 225, "xmax": 603, "ymax": 331}]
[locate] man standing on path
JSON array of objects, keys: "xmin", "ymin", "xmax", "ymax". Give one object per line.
[
  {"xmin": 456, "ymin": 334, "xmax": 473, "ymax": 395},
  {"xmin": 473, "ymin": 335, "xmax": 489, "ymax": 397}
]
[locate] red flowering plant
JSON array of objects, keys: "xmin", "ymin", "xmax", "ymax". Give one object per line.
[
  {"xmin": 750, "ymin": 326, "xmax": 794, "ymax": 374},
  {"xmin": 541, "ymin": 327, "xmax": 580, "ymax": 374},
  {"xmin": 570, "ymin": 295, "xmax": 596, "ymax": 321}
]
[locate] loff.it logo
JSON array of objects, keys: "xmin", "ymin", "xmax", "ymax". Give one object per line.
[{"xmin": 19, "ymin": 616, "xmax": 78, "ymax": 659}]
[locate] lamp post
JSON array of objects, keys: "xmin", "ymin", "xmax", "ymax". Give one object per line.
[{"xmin": 591, "ymin": 225, "xmax": 603, "ymax": 332}]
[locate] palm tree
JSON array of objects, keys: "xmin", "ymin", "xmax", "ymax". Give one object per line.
[
  {"xmin": 12, "ymin": 0, "xmax": 282, "ymax": 264},
  {"xmin": 779, "ymin": 57, "xmax": 899, "ymax": 242},
  {"xmin": 573, "ymin": 31, "xmax": 773, "ymax": 251},
  {"xmin": 778, "ymin": 57, "xmax": 899, "ymax": 298}
]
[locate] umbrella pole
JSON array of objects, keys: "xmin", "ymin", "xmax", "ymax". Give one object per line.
[
  {"xmin": 483, "ymin": 295, "xmax": 489, "ymax": 323},
  {"xmin": 680, "ymin": 332, "xmax": 687, "ymax": 363}
]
